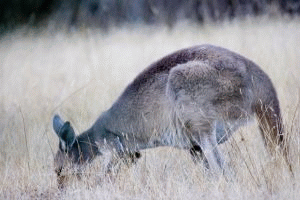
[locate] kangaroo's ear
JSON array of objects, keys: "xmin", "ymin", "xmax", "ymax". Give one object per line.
[
  {"xmin": 53, "ymin": 115, "xmax": 64, "ymax": 134},
  {"xmin": 53, "ymin": 115, "xmax": 76, "ymax": 151}
]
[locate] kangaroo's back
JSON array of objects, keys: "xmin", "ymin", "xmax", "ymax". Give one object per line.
[{"xmin": 96, "ymin": 45, "xmax": 253, "ymax": 145}]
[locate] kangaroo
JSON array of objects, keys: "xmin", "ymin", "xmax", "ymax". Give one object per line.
[{"xmin": 53, "ymin": 44, "xmax": 288, "ymax": 187}]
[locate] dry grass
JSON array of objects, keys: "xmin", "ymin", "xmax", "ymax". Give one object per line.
[{"xmin": 1, "ymin": 16, "xmax": 300, "ymax": 199}]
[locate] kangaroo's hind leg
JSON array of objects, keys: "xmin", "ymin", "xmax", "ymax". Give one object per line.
[
  {"xmin": 167, "ymin": 61, "xmax": 226, "ymax": 175},
  {"xmin": 190, "ymin": 120, "xmax": 232, "ymax": 169},
  {"xmin": 192, "ymin": 123, "xmax": 225, "ymax": 175}
]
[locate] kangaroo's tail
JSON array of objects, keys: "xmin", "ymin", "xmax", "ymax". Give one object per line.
[
  {"xmin": 255, "ymin": 101, "xmax": 284, "ymax": 152},
  {"xmin": 254, "ymin": 99, "xmax": 293, "ymax": 175}
]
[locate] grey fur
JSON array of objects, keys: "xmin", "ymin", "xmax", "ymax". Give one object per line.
[{"xmin": 53, "ymin": 44, "xmax": 286, "ymax": 187}]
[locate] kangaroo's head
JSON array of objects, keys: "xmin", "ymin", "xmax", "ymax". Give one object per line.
[
  {"xmin": 53, "ymin": 115, "xmax": 100, "ymax": 188},
  {"xmin": 52, "ymin": 115, "xmax": 83, "ymax": 188}
]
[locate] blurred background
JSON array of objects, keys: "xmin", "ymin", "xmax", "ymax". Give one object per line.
[{"xmin": 1, "ymin": 0, "xmax": 300, "ymax": 34}]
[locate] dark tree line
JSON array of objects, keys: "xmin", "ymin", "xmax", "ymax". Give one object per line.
[{"xmin": 1, "ymin": 0, "xmax": 300, "ymax": 33}]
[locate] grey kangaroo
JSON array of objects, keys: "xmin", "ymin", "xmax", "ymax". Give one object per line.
[{"xmin": 53, "ymin": 44, "xmax": 288, "ymax": 187}]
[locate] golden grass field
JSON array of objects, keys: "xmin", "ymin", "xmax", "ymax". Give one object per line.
[{"xmin": 0, "ymin": 16, "xmax": 300, "ymax": 199}]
